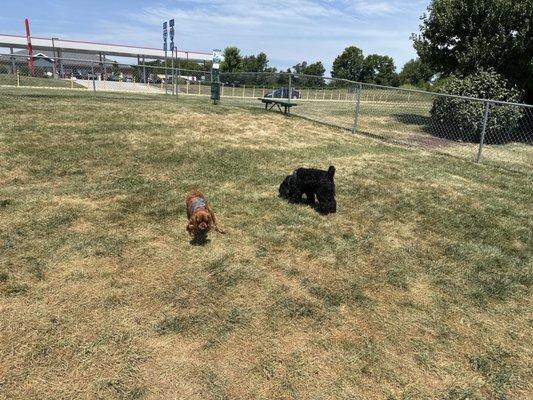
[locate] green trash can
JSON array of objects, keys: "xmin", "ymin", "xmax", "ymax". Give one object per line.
[{"xmin": 211, "ymin": 82, "xmax": 220, "ymax": 104}]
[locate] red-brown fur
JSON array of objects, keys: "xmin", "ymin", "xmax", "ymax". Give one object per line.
[{"xmin": 186, "ymin": 190, "xmax": 226, "ymax": 236}]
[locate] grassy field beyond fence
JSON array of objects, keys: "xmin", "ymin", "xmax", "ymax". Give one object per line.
[
  {"xmin": 0, "ymin": 73, "xmax": 86, "ymax": 89},
  {"xmin": 0, "ymin": 89, "xmax": 531, "ymax": 400}
]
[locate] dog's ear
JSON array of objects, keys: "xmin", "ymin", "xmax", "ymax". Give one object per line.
[{"xmin": 327, "ymin": 165, "xmax": 335, "ymax": 180}]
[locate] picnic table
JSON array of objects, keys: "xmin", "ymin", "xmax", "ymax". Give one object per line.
[{"xmin": 258, "ymin": 98, "xmax": 298, "ymax": 115}]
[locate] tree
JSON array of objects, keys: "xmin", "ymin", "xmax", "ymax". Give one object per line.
[
  {"xmin": 361, "ymin": 54, "xmax": 399, "ymax": 86},
  {"xmin": 292, "ymin": 61, "xmax": 308, "ymax": 75},
  {"xmin": 242, "ymin": 55, "xmax": 257, "ymax": 72},
  {"xmin": 242, "ymin": 52, "xmax": 269, "ymax": 73},
  {"xmin": 399, "ymin": 58, "xmax": 434, "ymax": 88},
  {"xmin": 255, "ymin": 52, "xmax": 269, "ymax": 72},
  {"xmin": 111, "ymin": 61, "xmax": 120, "ymax": 76},
  {"xmin": 431, "ymin": 69, "xmax": 523, "ymax": 143},
  {"xmin": 305, "ymin": 61, "xmax": 325, "ymax": 77},
  {"xmin": 413, "ymin": 0, "xmax": 533, "ymax": 103},
  {"xmin": 331, "ymin": 46, "xmax": 364, "ymax": 81},
  {"xmin": 220, "ymin": 47, "xmax": 243, "ymax": 73},
  {"xmin": 292, "ymin": 61, "xmax": 325, "ymax": 86}
]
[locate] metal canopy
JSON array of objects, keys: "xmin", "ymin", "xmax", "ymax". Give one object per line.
[{"xmin": 0, "ymin": 33, "xmax": 211, "ymax": 61}]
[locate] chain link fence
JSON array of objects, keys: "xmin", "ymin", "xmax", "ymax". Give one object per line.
[
  {"xmin": 217, "ymin": 71, "xmax": 532, "ymax": 173},
  {"xmin": 1, "ymin": 53, "xmax": 531, "ymax": 173},
  {"xmin": 0, "ymin": 53, "xmax": 212, "ymax": 96}
]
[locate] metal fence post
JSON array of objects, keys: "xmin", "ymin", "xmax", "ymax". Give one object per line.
[
  {"xmin": 476, "ymin": 101, "xmax": 491, "ymax": 163},
  {"xmin": 352, "ymin": 83, "xmax": 362, "ymax": 134},
  {"xmin": 177, "ymin": 56, "xmax": 182, "ymax": 98},
  {"xmin": 288, "ymin": 73, "xmax": 292, "ymax": 105},
  {"xmin": 10, "ymin": 47, "xmax": 16, "ymax": 74},
  {"xmin": 91, "ymin": 62, "xmax": 96, "ymax": 93}
]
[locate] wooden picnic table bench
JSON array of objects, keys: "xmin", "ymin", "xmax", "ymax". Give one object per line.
[{"xmin": 258, "ymin": 98, "xmax": 298, "ymax": 115}]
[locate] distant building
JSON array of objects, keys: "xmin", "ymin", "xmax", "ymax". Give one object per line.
[{"xmin": 0, "ymin": 50, "xmax": 133, "ymax": 79}]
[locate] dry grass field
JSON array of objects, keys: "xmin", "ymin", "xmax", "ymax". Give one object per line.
[{"xmin": 0, "ymin": 89, "xmax": 532, "ymax": 400}]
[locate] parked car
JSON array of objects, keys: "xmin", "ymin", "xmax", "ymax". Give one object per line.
[
  {"xmin": 148, "ymin": 74, "xmax": 162, "ymax": 84},
  {"xmin": 222, "ymin": 81, "xmax": 242, "ymax": 87},
  {"xmin": 73, "ymin": 69, "xmax": 88, "ymax": 79},
  {"xmin": 107, "ymin": 74, "xmax": 120, "ymax": 82},
  {"xmin": 264, "ymin": 88, "xmax": 300, "ymax": 99}
]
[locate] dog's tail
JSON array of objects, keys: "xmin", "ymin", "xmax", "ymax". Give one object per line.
[{"xmin": 327, "ymin": 165, "xmax": 335, "ymax": 180}]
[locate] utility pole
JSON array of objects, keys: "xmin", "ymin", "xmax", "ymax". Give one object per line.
[{"xmin": 163, "ymin": 21, "xmax": 168, "ymax": 94}]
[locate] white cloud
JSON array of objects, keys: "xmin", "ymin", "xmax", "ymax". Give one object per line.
[
  {"xmin": 350, "ymin": 1, "xmax": 398, "ymax": 15},
  {"xmin": 339, "ymin": 0, "xmax": 427, "ymax": 16}
]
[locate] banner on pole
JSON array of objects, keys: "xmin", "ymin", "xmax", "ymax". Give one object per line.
[
  {"xmin": 163, "ymin": 21, "xmax": 168, "ymax": 51},
  {"xmin": 212, "ymin": 49, "xmax": 222, "ymax": 70},
  {"xmin": 169, "ymin": 19, "xmax": 175, "ymax": 51}
]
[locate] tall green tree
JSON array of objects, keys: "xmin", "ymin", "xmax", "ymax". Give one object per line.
[
  {"xmin": 399, "ymin": 58, "xmax": 435, "ymax": 88},
  {"xmin": 292, "ymin": 61, "xmax": 325, "ymax": 86},
  {"xmin": 292, "ymin": 61, "xmax": 308, "ymax": 75},
  {"xmin": 242, "ymin": 52, "xmax": 270, "ymax": 72},
  {"xmin": 242, "ymin": 55, "xmax": 257, "ymax": 72},
  {"xmin": 361, "ymin": 54, "xmax": 399, "ymax": 86},
  {"xmin": 413, "ymin": 0, "xmax": 533, "ymax": 103},
  {"xmin": 331, "ymin": 46, "xmax": 365, "ymax": 81},
  {"xmin": 220, "ymin": 47, "xmax": 243, "ymax": 72},
  {"xmin": 305, "ymin": 61, "xmax": 326, "ymax": 77},
  {"xmin": 255, "ymin": 52, "xmax": 269, "ymax": 72}
]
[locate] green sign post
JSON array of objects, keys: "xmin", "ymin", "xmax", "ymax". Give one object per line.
[{"xmin": 211, "ymin": 49, "xmax": 222, "ymax": 105}]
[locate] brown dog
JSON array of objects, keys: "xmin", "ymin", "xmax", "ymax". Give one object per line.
[{"xmin": 186, "ymin": 190, "xmax": 226, "ymax": 237}]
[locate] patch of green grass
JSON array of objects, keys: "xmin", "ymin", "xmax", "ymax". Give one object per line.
[
  {"xmin": 0, "ymin": 199, "xmax": 13, "ymax": 207},
  {"xmin": 268, "ymin": 292, "xmax": 321, "ymax": 320},
  {"xmin": 203, "ymin": 370, "xmax": 229, "ymax": 400},
  {"xmin": 155, "ymin": 314, "xmax": 204, "ymax": 335},
  {"xmin": 305, "ymin": 279, "xmax": 370, "ymax": 307},
  {"xmin": 470, "ymin": 349, "xmax": 517, "ymax": 399},
  {"xmin": 5, "ymin": 283, "xmax": 29, "ymax": 296},
  {"xmin": 444, "ymin": 387, "xmax": 480, "ymax": 400}
]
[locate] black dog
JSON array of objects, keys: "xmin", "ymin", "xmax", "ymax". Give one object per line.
[{"xmin": 279, "ymin": 166, "xmax": 337, "ymax": 214}]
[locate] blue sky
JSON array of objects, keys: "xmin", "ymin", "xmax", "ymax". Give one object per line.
[{"xmin": 1, "ymin": 0, "xmax": 429, "ymax": 73}]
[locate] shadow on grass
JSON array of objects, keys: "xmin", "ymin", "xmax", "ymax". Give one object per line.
[
  {"xmin": 394, "ymin": 113, "xmax": 533, "ymax": 145},
  {"xmin": 190, "ymin": 231, "xmax": 211, "ymax": 246},
  {"xmin": 279, "ymin": 192, "xmax": 335, "ymax": 216}
]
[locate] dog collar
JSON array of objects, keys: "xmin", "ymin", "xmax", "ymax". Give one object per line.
[{"xmin": 190, "ymin": 198, "xmax": 207, "ymax": 214}]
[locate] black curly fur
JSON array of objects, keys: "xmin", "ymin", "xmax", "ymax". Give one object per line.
[{"xmin": 279, "ymin": 166, "xmax": 336, "ymax": 215}]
